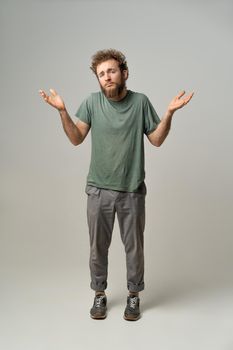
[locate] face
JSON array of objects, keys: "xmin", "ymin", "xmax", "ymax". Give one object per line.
[{"xmin": 96, "ymin": 59, "xmax": 128, "ymax": 99}]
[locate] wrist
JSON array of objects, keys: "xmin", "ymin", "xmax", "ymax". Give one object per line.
[
  {"xmin": 58, "ymin": 106, "xmax": 67, "ymax": 114},
  {"xmin": 165, "ymin": 108, "xmax": 174, "ymax": 119}
]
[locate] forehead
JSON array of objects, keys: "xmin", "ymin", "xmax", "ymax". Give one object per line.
[{"xmin": 96, "ymin": 59, "xmax": 119, "ymax": 74}]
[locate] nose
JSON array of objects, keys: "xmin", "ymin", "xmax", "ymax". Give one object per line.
[{"xmin": 105, "ymin": 72, "xmax": 111, "ymax": 81}]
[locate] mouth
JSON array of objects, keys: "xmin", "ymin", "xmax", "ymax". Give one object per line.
[{"xmin": 106, "ymin": 83, "xmax": 114, "ymax": 87}]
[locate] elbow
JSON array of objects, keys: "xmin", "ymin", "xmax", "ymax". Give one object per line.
[
  {"xmin": 148, "ymin": 134, "xmax": 163, "ymax": 147},
  {"xmin": 153, "ymin": 140, "xmax": 161, "ymax": 147},
  {"xmin": 72, "ymin": 138, "xmax": 83, "ymax": 146},
  {"xmin": 155, "ymin": 143, "xmax": 162, "ymax": 147},
  {"xmin": 155, "ymin": 142, "xmax": 162, "ymax": 147},
  {"xmin": 152, "ymin": 138, "xmax": 163, "ymax": 147},
  {"xmin": 153, "ymin": 134, "xmax": 168, "ymax": 147}
]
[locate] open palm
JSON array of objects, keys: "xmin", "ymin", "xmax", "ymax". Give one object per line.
[
  {"xmin": 168, "ymin": 90, "xmax": 194, "ymax": 113},
  {"xmin": 39, "ymin": 88, "xmax": 65, "ymax": 111}
]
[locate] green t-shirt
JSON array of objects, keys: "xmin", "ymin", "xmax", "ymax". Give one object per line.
[{"xmin": 75, "ymin": 90, "xmax": 160, "ymax": 192}]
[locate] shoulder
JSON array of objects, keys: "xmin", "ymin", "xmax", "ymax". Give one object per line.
[
  {"xmin": 89, "ymin": 91, "xmax": 102, "ymax": 100},
  {"xmin": 129, "ymin": 90, "xmax": 150, "ymax": 104},
  {"xmin": 86, "ymin": 91, "xmax": 103, "ymax": 106},
  {"xmin": 80, "ymin": 92, "xmax": 102, "ymax": 111},
  {"xmin": 81, "ymin": 91, "xmax": 102, "ymax": 103}
]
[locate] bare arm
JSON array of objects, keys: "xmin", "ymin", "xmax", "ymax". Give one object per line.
[
  {"xmin": 147, "ymin": 90, "xmax": 194, "ymax": 147},
  {"xmin": 39, "ymin": 88, "xmax": 90, "ymax": 145},
  {"xmin": 59, "ymin": 108, "xmax": 90, "ymax": 145}
]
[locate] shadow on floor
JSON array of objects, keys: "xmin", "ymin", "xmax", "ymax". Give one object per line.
[{"xmin": 142, "ymin": 278, "xmax": 233, "ymax": 312}]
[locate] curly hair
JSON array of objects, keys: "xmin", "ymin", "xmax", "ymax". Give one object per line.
[{"xmin": 90, "ymin": 49, "xmax": 128, "ymax": 75}]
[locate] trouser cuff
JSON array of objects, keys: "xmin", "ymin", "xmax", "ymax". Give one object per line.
[
  {"xmin": 90, "ymin": 280, "xmax": 107, "ymax": 291},
  {"xmin": 127, "ymin": 282, "xmax": 145, "ymax": 292}
]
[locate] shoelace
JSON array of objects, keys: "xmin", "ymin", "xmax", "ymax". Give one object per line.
[
  {"xmin": 95, "ymin": 295, "xmax": 105, "ymax": 308},
  {"xmin": 129, "ymin": 296, "xmax": 138, "ymax": 309}
]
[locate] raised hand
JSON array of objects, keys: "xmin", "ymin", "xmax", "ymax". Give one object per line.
[
  {"xmin": 168, "ymin": 90, "xmax": 194, "ymax": 113},
  {"xmin": 39, "ymin": 88, "xmax": 66, "ymax": 111}
]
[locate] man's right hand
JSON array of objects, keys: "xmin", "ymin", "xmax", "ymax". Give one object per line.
[{"xmin": 39, "ymin": 88, "xmax": 66, "ymax": 111}]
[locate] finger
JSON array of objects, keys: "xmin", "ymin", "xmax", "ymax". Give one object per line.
[
  {"xmin": 39, "ymin": 90, "xmax": 47, "ymax": 98},
  {"xmin": 50, "ymin": 88, "xmax": 57, "ymax": 96},
  {"xmin": 185, "ymin": 92, "xmax": 194, "ymax": 103},
  {"xmin": 177, "ymin": 90, "xmax": 185, "ymax": 99},
  {"xmin": 190, "ymin": 91, "xmax": 194, "ymax": 99},
  {"xmin": 39, "ymin": 89, "xmax": 46, "ymax": 96}
]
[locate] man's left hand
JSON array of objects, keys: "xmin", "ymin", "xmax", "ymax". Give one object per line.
[{"xmin": 168, "ymin": 90, "xmax": 194, "ymax": 113}]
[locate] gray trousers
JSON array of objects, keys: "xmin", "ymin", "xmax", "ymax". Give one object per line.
[{"xmin": 85, "ymin": 182, "xmax": 146, "ymax": 292}]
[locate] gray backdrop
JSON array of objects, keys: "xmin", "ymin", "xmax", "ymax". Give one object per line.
[{"xmin": 1, "ymin": 0, "xmax": 233, "ymax": 349}]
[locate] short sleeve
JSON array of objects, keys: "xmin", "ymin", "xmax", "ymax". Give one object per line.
[
  {"xmin": 143, "ymin": 96, "xmax": 161, "ymax": 135},
  {"xmin": 75, "ymin": 96, "xmax": 92, "ymax": 125}
]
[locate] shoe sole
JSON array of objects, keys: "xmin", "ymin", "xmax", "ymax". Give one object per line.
[
  {"xmin": 91, "ymin": 314, "xmax": 107, "ymax": 320},
  {"xmin": 124, "ymin": 314, "xmax": 140, "ymax": 321}
]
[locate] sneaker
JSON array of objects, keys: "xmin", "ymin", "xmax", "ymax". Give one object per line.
[
  {"xmin": 124, "ymin": 295, "xmax": 141, "ymax": 321},
  {"xmin": 90, "ymin": 294, "xmax": 107, "ymax": 319}
]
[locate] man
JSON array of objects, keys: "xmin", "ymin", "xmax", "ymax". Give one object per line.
[{"xmin": 39, "ymin": 49, "xmax": 193, "ymax": 321}]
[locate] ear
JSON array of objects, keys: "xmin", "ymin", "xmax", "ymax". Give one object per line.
[{"xmin": 122, "ymin": 69, "xmax": 129, "ymax": 80}]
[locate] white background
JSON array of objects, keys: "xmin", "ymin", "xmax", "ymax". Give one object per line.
[{"xmin": 1, "ymin": 0, "xmax": 233, "ymax": 349}]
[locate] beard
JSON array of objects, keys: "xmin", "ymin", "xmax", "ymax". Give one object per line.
[{"xmin": 100, "ymin": 77, "xmax": 126, "ymax": 99}]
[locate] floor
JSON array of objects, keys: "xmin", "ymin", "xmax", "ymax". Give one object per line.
[{"xmin": 1, "ymin": 264, "xmax": 232, "ymax": 350}]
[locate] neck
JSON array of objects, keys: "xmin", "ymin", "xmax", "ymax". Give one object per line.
[{"xmin": 108, "ymin": 87, "xmax": 128, "ymax": 102}]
